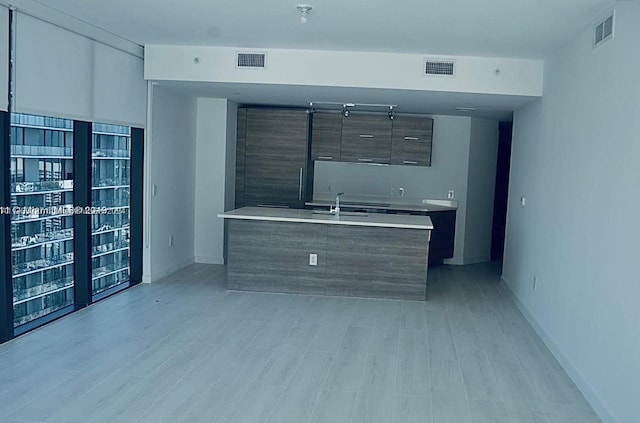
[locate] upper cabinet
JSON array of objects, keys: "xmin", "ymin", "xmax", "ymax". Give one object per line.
[
  {"xmin": 390, "ymin": 116, "xmax": 434, "ymax": 167},
  {"xmin": 310, "ymin": 113, "xmax": 434, "ymax": 167},
  {"xmin": 311, "ymin": 113, "xmax": 342, "ymax": 161},
  {"xmin": 340, "ymin": 114, "xmax": 392, "ymax": 164},
  {"xmin": 238, "ymin": 108, "xmax": 310, "ymax": 208}
]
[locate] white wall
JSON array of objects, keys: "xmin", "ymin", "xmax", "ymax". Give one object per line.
[
  {"xmin": 464, "ymin": 118, "xmax": 498, "ymax": 263},
  {"xmin": 314, "ymin": 115, "xmax": 474, "ymax": 263},
  {"xmin": 503, "ymin": 3, "xmax": 640, "ymax": 423},
  {"xmin": 145, "ymin": 45, "xmax": 543, "ymax": 97},
  {"xmin": 144, "ymin": 85, "xmax": 197, "ymax": 282},
  {"xmin": 194, "ymin": 98, "xmax": 236, "ymax": 264}
]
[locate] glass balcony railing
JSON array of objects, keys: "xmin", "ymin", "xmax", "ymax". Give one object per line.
[
  {"xmin": 12, "ymin": 228, "xmax": 74, "ymax": 249},
  {"xmin": 92, "ymin": 222, "xmax": 129, "ymax": 234},
  {"xmin": 92, "ymin": 240, "xmax": 130, "ymax": 256},
  {"xmin": 10, "ymin": 145, "xmax": 72, "ymax": 157},
  {"xmin": 13, "ymin": 252, "xmax": 74, "ymax": 277},
  {"xmin": 11, "ymin": 114, "xmax": 73, "ymax": 130},
  {"xmin": 92, "ymin": 148, "xmax": 129, "ymax": 158},
  {"xmin": 92, "ymin": 178, "xmax": 130, "ymax": 188},
  {"xmin": 92, "ymin": 261, "xmax": 130, "ymax": 280},
  {"xmin": 91, "ymin": 200, "xmax": 130, "ymax": 209},
  {"xmin": 13, "ymin": 276, "xmax": 74, "ymax": 304},
  {"xmin": 14, "ymin": 294, "xmax": 74, "ymax": 327},
  {"xmin": 12, "ymin": 180, "xmax": 73, "ymax": 194},
  {"xmin": 10, "ymin": 205, "xmax": 74, "ymax": 222}
]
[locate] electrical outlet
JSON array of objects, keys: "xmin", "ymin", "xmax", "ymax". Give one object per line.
[
  {"xmin": 152, "ymin": 185, "xmax": 158, "ymax": 196},
  {"xmin": 309, "ymin": 253, "xmax": 318, "ymax": 266},
  {"xmin": 390, "ymin": 187, "xmax": 395, "ymax": 196},
  {"xmin": 448, "ymin": 190, "xmax": 455, "ymax": 199},
  {"xmin": 533, "ymin": 276, "xmax": 538, "ymax": 291},
  {"xmin": 399, "ymin": 187, "xmax": 405, "ymax": 197},
  {"xmin": 521, "ymin": 197, "xmax": 527, "ymax": 207},
  {"xmin": 169, "ymin": 235, "xmax": 173, "ymax": 247},
  {"xmin": 327, "ymin": 185, "xmax": 332, "ymax": 192}
]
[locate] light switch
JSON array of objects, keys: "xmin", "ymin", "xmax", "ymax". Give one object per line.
[
  {"xmin": 520, "ymin": 197, "xmax": 526, "ymax": 207},
  {"xmin": 309, "ymin": 254, "xmax": 318, "ymax": 266}
]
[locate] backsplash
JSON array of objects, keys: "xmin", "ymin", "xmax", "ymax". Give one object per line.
[{"xmin": 313, "ymin": 161, "xmax": 459, "ymax": 201}]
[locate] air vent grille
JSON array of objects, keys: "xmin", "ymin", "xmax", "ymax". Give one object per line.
[
  {"xmin": 594, "ymin": 14, "xmax": 614, "ymax": 47},
  {"xmin": 237, "ymin": 52, "xmax": 266, "ymax": 68},
  {"xmin": 424, "ymin": 59, "xmax": 455, "ymax": 76}
]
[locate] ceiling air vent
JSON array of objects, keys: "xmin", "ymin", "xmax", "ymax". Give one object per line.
[
  {"xmin": 594, "ymin": 13, "xmax": 614, "ymax": 47},
  {"xmin": 424, "ymin": 59, "xmax": 455, "ymax": 77},
  {"xmin": 237, "ymin": 52, "xmax": 266, "ymax": 69}
]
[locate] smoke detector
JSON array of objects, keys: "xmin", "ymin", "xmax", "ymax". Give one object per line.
[{"xmin": 296, "ymin": 4, "xmax": 312, "ymax": 23}]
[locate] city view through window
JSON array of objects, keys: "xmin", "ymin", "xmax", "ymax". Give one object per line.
[{"xmin": 8, "ymin": 114, "xmax": 132, "ymax": 327}]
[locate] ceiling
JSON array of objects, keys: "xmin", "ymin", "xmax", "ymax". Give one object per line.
[
  {"xmin": 28, "ymin": 0, "xmax": 615, "ymax": 119},
  {"xmin": 32, "ymin": 0, "xmax": 613, "ymax": 58}
]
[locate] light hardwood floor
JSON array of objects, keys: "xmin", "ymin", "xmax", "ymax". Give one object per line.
[{"xmin": 0, "ymin": 263, "xmax": 602, "ymax": 423}]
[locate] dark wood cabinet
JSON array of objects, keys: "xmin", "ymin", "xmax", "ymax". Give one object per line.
[
  {"xmin": 238, "ymin": 108, "xmax": 309, "ymax": 208},
  {"xmin": 391, "ymin": 116, "xmax": 433, "ymax": 166},
  {"xmin": 340, "ymin": 114, "xmax": 392, "ymax": 164},
  {"xmin": 311, "ymin": 113, "xmax": 342, "ymax": 161},
  {"xmin": 425, "ymin": 210, "xmax": 456, "ymax": 263},
  {"xmin": 373, "ymin": 208, "xmax": 455, "ymax": 265}
]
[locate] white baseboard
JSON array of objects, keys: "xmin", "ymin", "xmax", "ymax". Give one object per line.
[
  {"xmin": 443, "ymin": 257, "xmax": 465, "ymax": 265},
  {"xmin": 500, "ymin": 277, "xmax": 618, "ymax": 423},
  {"xmin": 443, "ymin": 255, "xmax": 491, "ymax": 266},
  {"xmin": 149, "ymin": 257, "xmax": 195, "ymax": 282},
  {"xmin": 195, "ymin": 255, "xmax": 224, "ymax": 265},
  {"xmin": 463, "ymin": 255, "xmax": 491, "ymax": 265}
]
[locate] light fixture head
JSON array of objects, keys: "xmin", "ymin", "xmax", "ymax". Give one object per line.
[
  {"xmin": 388, "ymin": 106, "xmax": 395, "ymax": 120},
  {"xmin": 342, "ymin": 104, "xmax": 350, "ymax": 117},
  {"xmin": 296, "ymin": 4, "xmax": 313, "ymax": 23}
]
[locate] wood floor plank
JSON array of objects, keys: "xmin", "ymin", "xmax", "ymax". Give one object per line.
[{"xmin": 0, "ymin": 263, "xmax": 601, "ymax": 423}]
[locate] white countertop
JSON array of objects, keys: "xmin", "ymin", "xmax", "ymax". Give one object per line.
[{"xmin": 218, "ymin": 207, "xmax": 434, "ymax": 230}]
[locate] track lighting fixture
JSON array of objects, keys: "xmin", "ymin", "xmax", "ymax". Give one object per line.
[{"xmin": 310, "ymin": 101, "xmax": 398, "ymax": 118}]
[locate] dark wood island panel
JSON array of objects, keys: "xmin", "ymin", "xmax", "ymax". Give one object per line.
[{"xmin": 227, "ymin": 219, "xmax": 429, "ymax": 300}]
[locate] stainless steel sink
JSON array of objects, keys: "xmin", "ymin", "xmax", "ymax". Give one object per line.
[{"xmin": 312, "ymin": 210, "xmax": 369, "ymax": 217}]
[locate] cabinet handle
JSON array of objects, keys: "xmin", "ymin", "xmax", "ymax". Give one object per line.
[
  {"xmin": 358, "ymin": 158, "xmax": 373, "ymax": 162},
  {"xmin": 403, "ymin": 160, "xmax": 418, "ymax": 165},
  {"xmin": 298, "ymin": 168, "xmax": 303, "ymax": 201},
  {"xmin": 257, "ymin": 204, "xmax": 289, "ymax": 208},
  {"xmin": 359, "ymin": 134, "xmax": 374, "ymax": 138},
  {"xmin": 317, "ymin": 156, "xmax": 333, "ymax": 160},
  {"xmin": 404, "ymin": 136, "xmax": 419, "ymax": 141}
]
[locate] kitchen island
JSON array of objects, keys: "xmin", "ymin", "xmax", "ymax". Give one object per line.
[{"xmin": 218, "ymin": 207, "xmax": 433, "ymax": 300}]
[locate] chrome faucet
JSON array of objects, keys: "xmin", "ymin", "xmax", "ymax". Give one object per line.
[{"xmin": 330, "ymin": 192, "xmax": 345, "ymax": 216}]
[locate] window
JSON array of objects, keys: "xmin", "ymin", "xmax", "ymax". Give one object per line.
[
  {"xmin": 9, "ymin": 113, "xmax": 75, "ymax": 328},
  {"xmin": 91, "ymin": 123, "xmax": 131, "ymax": 297}
]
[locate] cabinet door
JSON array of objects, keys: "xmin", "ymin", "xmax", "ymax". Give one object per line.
[
  {"xmin": 391, "ymin": 117, "xmax": 433, "ymax": 166},
  {"xmin": 243, "ymin": 109, "xmax": 309, "ymax": 208},
  {"xmin": 340, "ymin": 114, "xmax": 392, "ymax": 164},
  {"xmin": 311, "ymin": 113, "xmax": 342, "ymax": 161}
]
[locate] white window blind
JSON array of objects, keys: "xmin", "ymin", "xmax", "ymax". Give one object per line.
[
  {"xmin": 0, "ymin": 6, "xmax": 9, "ymax": 112},
  {"xmin": 93, "ymin": 42, "xmax": 146, "ymax": 127},
  {"xmin": 15, "ymin": 13, "xmax": 93, "ymax": 120},
  {"xmin": 14, "ymin": 12, "xmax": 146, "ymax": 127}
]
